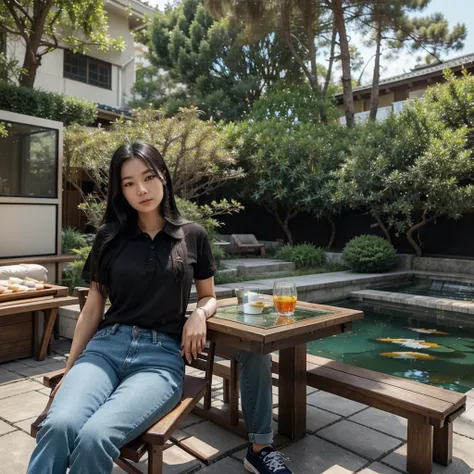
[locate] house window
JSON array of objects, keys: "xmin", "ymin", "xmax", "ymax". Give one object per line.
[
  {"xmin": 64, "ymin": 50, "xmax": 112, "ymax": 89},
  {"xmin": 0, "ymin": 121, "xmax": 58, "ymax": 198}
]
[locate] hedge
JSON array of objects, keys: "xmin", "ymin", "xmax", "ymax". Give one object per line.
[{"xmin": 0, "ymin": 81, "xmax": 97, "ymax": 125}]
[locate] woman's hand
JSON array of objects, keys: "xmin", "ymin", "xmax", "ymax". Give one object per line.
[{"xmin": 181, "ymin": 310, "xmax": 207, "ymax": 364}]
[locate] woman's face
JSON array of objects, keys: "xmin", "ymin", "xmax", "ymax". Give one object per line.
[{"xmin": 120, "ymin": 158, "xmax": 164, "ymax": 214}]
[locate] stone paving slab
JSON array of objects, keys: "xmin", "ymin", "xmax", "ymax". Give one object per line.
[
  {"xmin": 359, "ymin": 462, "xmax": 402, "ymax": 474},
  {"xmin": 272, "ymin": 405, "xmax": 341, "ymax": 433},
  {"xmin": 351, "ymin": 288, "xmax": 474, "ymax": 317},
  {"xmin": 111, "ymin": 444, "xmax": 203, "ymax": 474},
  {"xmin": 279, "ymin": 435, "xmax": 368, "ymax": 473},
  {"xmin": 198, "ymin": 456, "xmax": 244, "ymax": 473},
  {"xmin": 0, "ymin": 419, "xmax": 16, "ymax": 436},
  {"xmin": 14, "ymin": 416, "xmax": 38, "ymax": 435},
  {"xmin": 0, "ymin": 390, "xmax": 49, "ymax": 423},
  {"xmin": 348, "ymin": 407, "xmax": 407, "ymax": 440},
  {"xmin": 214, "ymin": 270, "xmax": 411, "ymax": 294},
  {"xmin": 317, "ymin": 420, "xmax": 403, "ymax": 460},
  {"xmin": 0, "ymin": 430, "xmax": 37, "ymax": 474},
  {"xmin": 179, "ymin": 421, "xmax": 248, "ymax": 461},
  {"xmin": 307, "ymin": 391, "xmax": 367, "ymax": 417},
  {"xmin": 20, "ymin": 356, "xmax": 66, "ymax": 368},
  {"xmin": 0, "ymin": 379, "xmax": 44, "ymax": 400},
  {"xmin": 382, "ymin": 433, "xmax": 474, "ymax": 473},
  {"xmin": 454, "ymin": 407, "xmax": 474, "ymax": 438},
  {"xmin": 0, "ymin": 367, "xmax": 23, "ymax": 384},
  {"xmin": 7, "ymin": 362, "xmax": 65, "ymax": 378}
]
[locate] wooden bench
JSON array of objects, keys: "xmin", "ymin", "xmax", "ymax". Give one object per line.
[
  {"xmin": 231, "ymin": 234, "xmax": 265, "ymax": 257},
  {"xmin": 210, "ymin": 354, "xmax": 466, "ymax": 474}
]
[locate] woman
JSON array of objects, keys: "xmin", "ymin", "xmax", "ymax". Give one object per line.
[{"xmin": 27, "ymin": 143, "xmax": 291, "ymax": 474}]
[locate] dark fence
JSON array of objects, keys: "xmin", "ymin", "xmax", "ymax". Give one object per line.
[{"xmin": 217, "ymin": 200, "xmax": 474, "ymax": 258}]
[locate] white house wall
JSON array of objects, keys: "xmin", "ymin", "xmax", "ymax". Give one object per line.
[{"xmin": 6, "ymin": 8, "xmax": 136, "ymax": 108}]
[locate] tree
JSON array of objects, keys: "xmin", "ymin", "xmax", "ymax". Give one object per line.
[
  {"xmin": 206, "ymin": 0, "xmax": 355, "ymax": 124},
  {"xmin": 420, "ymin": 68, "xmax": 474, "ymax": 148},
  {"xmin": 0, "ymin": 0, "xmax": 126, "ymax": 88},
  {"xmin": 355, "ymin": 1, "xmax": 466, "ymax": 120},
  {"xmin": 143, "ymin": 0, "xmax": 301, "ymax": 121},
  {"xmin": 333, "ymin": 92, "xmax": 474, "ymax": 256},
  {"xmin": 332, "ymin": 113, "xmax": 427, "ymax": 243},
  {"xmin": 395, "ymin": 12, "xmax": 467, "ymax": 64},
  {"xmin": 129, "ymin": 65, "xmax": 179, "ymax": 109},
  {"xmin": 63, "ymin": 107, "xmax": 244, "ymax": 227},
  {"xmin": 229, "ymin": 102, "xmax": 346, "ymax": 245}
]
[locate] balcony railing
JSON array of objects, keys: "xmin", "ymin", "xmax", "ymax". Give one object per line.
[{"xmin": 338, "ymin": 100, "xmax": 410, "ymax": 126}]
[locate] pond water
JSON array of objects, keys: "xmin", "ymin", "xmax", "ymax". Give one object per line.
[{"xmin": 307, "ymin": 300, "xmax": 474, "ymax": 393}]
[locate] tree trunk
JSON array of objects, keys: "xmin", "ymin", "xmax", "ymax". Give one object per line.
[
  {"xmin": 406, "ymin": 216, "xmax": 436, "ymax": 257},
  {"xmin": 18, "ymin": 1, "xmax": 52, "ymax": 88},
  {"xmin": 373, "ymin": 212, "xmax": 392, "ymax": 243},
  {"xmin": 282, "ymin": 221, "xmax": 294, "ymax": 245},
  {"xmin": 263, "ymin": 204, "xmax": 297, "ymax": 245},
  {"xmin": 327, "ymin": 215, "xmax": 336, "ymax": 249},
  {"xmin": 323, "ymin": 20, "xmax": 337, "ymax": 97},
  {"xmin": 407, "ymin": 226, "xmax": 422, "ymax": 257},
  {"xmin": 333, "ymin": 0, "xmax": 355, "ymax": 127},
  {"xmin": 19, "ymin": 45, "xmax": 39, "ymax": 88},
  {"xmin": 369, "ymin": 19, "xmax": 383, "ymax": 120}
]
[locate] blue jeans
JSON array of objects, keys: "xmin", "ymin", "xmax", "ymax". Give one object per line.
[
  {"xmin": 235, "ymin": 350, "xmax": 274, "ymax": 445},
  {"xmin": 27, "ymin": 325, "xmax": 274, "ymax": 473},
  {"xmin": 27, "ymin": 324, "xmax": 185, "ymax": 474}
]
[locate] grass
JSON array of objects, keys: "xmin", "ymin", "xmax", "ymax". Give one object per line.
[{"xmin": 214, "ymin": 263, "xmax": 346, "ymax": 285}]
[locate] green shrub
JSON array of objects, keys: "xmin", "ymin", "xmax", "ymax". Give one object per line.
[
  {"xmin": 211, "ymin": 245, "xmax": 226, "ymax": 270},
  {"xmin": 275, "ymin": 244, "xmax": 294, "ymax": 262},
  {"xmin": 343, "ymin": 235, "xmax": 396, "ymax": 273},
  {"xmin": 0, "ymin": 82, "xmax": 97, "ymax": 125},
  {"xmin": 276, "ymin": 243, "xmax": 326, "ymax": 268},
  {"xmin": 62, "ymin": 227, "xmax": 87, "ymax": 254},
  {"xmin": 61, "ymin": 246, "xmax": 91, "ymax": 294}
]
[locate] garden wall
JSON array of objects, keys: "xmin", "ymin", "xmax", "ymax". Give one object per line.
[{"xmin": 217, "ymin": 199, "xmax": 474, "ymax": 259}]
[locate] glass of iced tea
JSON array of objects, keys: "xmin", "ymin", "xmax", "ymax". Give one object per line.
[{"xmin": 273, "ymin": 281, "xmax": 297, "ymax": 316}]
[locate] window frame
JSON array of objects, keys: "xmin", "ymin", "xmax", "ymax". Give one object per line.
[
  {"xmin": 0, "ymin": 120, "xmax": 59, "ymax": 199},
  {"xmin": 64, "ymin": 50, "xmax": 112, "ymax": 90}
]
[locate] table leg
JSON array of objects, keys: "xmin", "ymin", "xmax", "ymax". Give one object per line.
[
  {"xmin": 32, "ymin": 311, "xmax": 39, "ymax": 357},
  {"xmin": 278, "ymin": 343, "xmax": 307, "ymax": 440},
  {"xmin": 37, "ymin": 308, "xmax": 58, "ymax": 361}
]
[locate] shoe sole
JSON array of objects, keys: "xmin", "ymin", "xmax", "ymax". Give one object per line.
[{"xmin": 244, "ymin": 458, "xmax": 260, "ymax": 473}]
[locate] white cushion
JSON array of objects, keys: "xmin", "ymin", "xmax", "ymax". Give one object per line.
[{"xmin": 0, "ymin": 264, "xmax": 48, "ymax": 282}]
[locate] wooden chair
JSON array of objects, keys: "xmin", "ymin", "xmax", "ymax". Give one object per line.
[
  {"xmin": 30, "ymin": 288, "xmax": 216, "ymax": 474},
  {"xmin": 231, "ymin": 234, "xmax": 265, "ymax": 257}
]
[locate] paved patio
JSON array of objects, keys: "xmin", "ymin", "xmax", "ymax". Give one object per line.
[{"xmin": 0, "ymin": 339, "xmax": 473, "ymax": 474}]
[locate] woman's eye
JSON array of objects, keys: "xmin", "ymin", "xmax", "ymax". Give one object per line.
[
  {"xmin": 145, "ymin": 175, "xmax": 157, "ymax": 181},
  {"xmin": 124, "ymin": 182, "xmax": 133, "ymax": 187}
]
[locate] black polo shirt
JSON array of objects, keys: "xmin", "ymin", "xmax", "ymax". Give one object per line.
[{"xmin": 82, "ymin": 221, "xmax": 216, "ymax": 339}]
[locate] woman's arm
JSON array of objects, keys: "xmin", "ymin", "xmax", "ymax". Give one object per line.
[
  {"xmin": 51, "ymin": 283, "xmax": 106, "ymax": 396},
  {"xmin": 65, "ymin": 283, "xmax": 107, "ymax": 369},
  {"xmin": 181, "ymin": 277, "xmax": 216, "ymax": 363}
]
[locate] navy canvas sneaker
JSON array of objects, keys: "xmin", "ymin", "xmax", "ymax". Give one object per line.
[{"xmin": 244, "ymin": 444, "xmax": 292, "ymax": 474}]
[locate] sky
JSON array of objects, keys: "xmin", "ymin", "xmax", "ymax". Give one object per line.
[{"xmin": 146, "ymin": 0, "xmax": 474, "ymax": 82}]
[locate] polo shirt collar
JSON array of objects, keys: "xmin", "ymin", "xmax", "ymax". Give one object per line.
[{"xmin": 125, "ymin": 220, "xmax": 184, "ymax": 240}]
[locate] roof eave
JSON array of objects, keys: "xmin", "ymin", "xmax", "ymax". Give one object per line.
[{"xmin": 334, "ymin": 60, "xmax": 474, "ymax": 101}]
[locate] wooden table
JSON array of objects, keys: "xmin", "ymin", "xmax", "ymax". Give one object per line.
[
  {"xmin": 0, "ymin": 294, "xmax": 78, "ymax": 362},
  {"xmin": 193, "ymin": 296, "xmax": 364, "ymax": 441}
]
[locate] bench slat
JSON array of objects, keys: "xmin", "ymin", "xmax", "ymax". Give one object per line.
[
  {"xmin": 307, "ymin": 364, "xmax": 458, "ymax": 420},
  {"xmin": 306, "ymin": 354, "xmax": 464, "ymax": 406}
]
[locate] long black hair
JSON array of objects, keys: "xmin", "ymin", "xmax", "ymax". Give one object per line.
[{"xmin": 91, "ymin": 143, "xmax": 188, "ymax": 296}]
